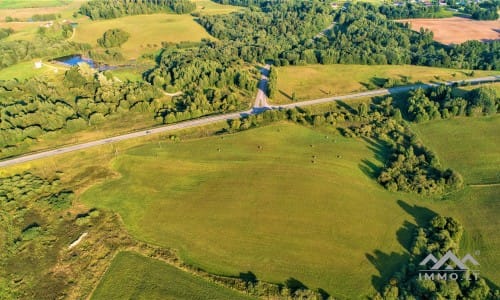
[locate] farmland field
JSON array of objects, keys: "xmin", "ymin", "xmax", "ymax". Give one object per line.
[
  {"xmin": 0, "ymin": 0, "xmax": 71, "ymax": 9},
  {"xmin": 79, "ymin": 121, "xmax": 499, "ymax": 298},
  {"xmin": 400, "ymin": 17, "xmax": 500, "ymax": 45},
  {"xmin": 72, "ymin": 14, "xmax": 213, "ymax": 59},
  {"xmin": 273, "ymin": 64, "xmax": 499, "ymax": 104},
  {"xmin": 91, "ymin": 251, "xmax": 255, "ymax": 300}
]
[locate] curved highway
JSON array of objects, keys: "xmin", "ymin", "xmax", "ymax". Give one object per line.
[{"xmin": 0, "ymin": 75, "xmax": 497, "ymax": 168}]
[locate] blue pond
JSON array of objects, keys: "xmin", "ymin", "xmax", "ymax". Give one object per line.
[{"xmin": 55, "ymin": 55, "xmax": 96, "ymax": 68}]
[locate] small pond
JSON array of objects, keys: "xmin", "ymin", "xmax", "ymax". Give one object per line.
[{"xmin": 54, "ymin": 54, "xmax": 96, "ymax": 68}]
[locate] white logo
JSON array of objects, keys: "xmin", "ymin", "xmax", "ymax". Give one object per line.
[{"xmin": 418, "ymin": 251, "xmax": 480, "ymax": 281}]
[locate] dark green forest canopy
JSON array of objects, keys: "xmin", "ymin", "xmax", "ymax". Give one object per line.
[
  {"xmin": 200, "ymin": 2, "xmax": 498, "ymax": 70},
  {"xmin": 79, "ymin": 0, "xmax": 196, "ymax": 20}
]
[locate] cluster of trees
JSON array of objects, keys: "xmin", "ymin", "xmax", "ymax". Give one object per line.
[
  {"xmin": 97, "ymin": 28, "xmax": 130, "ymax": 48},
  {"xmin": 37, "ymin": 22, "xmax": 74, "ymax": 40},
  {"xmin": 31, "ymin": 13, "xmax": 60, "ymax": 21},
  {"xmin": 267, "ymin": 66, "xmax": 278, "ymax": 99},
  {"xmin": 379, "ymin": 3, "xmax": 446, "ymax": 19},
  {"xmin": 145, "ymin": 41, "xmax": 257, "ymax": 123},
  {"xmin": 79, "ymin": 0, "xmax": 196, "ymax": 20},
  {"xmin": 404, "ymin": 86, "xmax": 498, "ymax": 122},
  {"xmin": 0, "ymin": 64, "xmax": 161, "ymax": 155},
  {"xmin": 377, "ymin": 216, "xmax": 496, "ymax": 299},
  {"xmin": 0, "ymin": 39, "xmax": 88, "ymax": 70},
  {"xmin": 0, "ymin": 28, "xmax": 13, "ymax": 40},
  {"xmin": 0, "ymin": 22, "xmax": 87, "ymax": 70},
  {"xmin": 341, "ymin": 97, "xmax": 463, "ymax": 194},
  {"xmin": 463, "ymin": 0, "xmax": 499, "ymax": 20},
  {"xmin": 200, "ymin": 2, "xmax": 498, "ymax": 70}
]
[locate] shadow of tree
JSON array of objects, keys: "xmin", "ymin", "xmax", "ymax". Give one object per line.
[{"xmin": 366, "ymin": 200, "xmax": 438, "ymax": 293}]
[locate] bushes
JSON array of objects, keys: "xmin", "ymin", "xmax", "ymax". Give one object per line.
[{"xmin": 97, "ymin": 28, "xmax": 130, "ymax": 48}]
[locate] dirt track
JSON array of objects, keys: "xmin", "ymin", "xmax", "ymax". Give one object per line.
[{"xmin": 400, "ymin": 17, "xmax": 500, "ymax": 45}]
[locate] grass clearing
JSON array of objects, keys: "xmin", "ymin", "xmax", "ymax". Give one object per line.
[
  {"xmin": 0, "ymin": 0, "xmax": 71, "ymax": 9},
  {"xmin": 274, "ymin": 64, "xmax": 499, "ymax": 104},
  {"xmin": 194, "ymin": 0, "xmax": 242, "ymax": 15},
  {"xmin": 412, "ymin": 115, "xmax": 500, "ymax": 185},
  {"xmin": 0, "ymin": 60, "xmax": 65, "ymax": 80},
  {"xmin": 73, "ymin": 14, "xmax": 213, "ymax": 59},
  {"xmin": 91, "ymin": 251, "xmax": 255, "ymax": 300},
  {"xmin": 80, "ymin": 122, "xmax": 426, "ymax": 298}
]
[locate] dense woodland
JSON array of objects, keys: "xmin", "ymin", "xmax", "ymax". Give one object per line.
[
  {"xmin": 145, "ymin": 41, "xmax": 258, "ymax": 123},
  {"xmin": 202, "ymin": 2, "xmax": 499, "ymax": 70},
  {"xmin": 0, "ymin": 64, "xmax": 161, "ymax": 156},
  {"xmin": 377, "ymin": 216, "xmax": 496, "ymax": 299},
  {"xmin": 79, "ymin": 0, "xmax": 196, "ymax": 19}
]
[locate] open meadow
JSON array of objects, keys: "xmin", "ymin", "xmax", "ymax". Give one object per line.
[
  {"xmin": 273, "ymin": 64, "xmax": 499, "ymax": 104},
  {"xmin": 399, "ymin": 17, "xmax": 500, "ymax": 45},
  {"xmin": 193, "ymin": 0, "xmax": 242, "ymax": 15},
  {"xmin": 78, "ymin": 121, "xmax": 500, "ymax": 298},
  {"xmin": 92, "ymin": 251, "xmax": 255, "ymax": 300},
  {"xmin": 72, "ymin": 14, "xmax": 213, "ymax": 59},
  {"xmin": 413, "ymin": 115, "xmax": 500, "ymax": 185}
]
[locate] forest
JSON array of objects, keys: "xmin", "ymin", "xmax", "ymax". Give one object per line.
[
  {"xmin": 201, "ymin": 2, "xmax": 499, "ymax": 70},
  {"xmin": 145, "ymin": 40, "xmax": 258, "ymax": 123},
  {"xmin": 78, "ymin": 0, "xmax": 196, "ymax": 19}
]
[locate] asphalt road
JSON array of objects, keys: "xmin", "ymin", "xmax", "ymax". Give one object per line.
[{"xmin": 0, "ymin": 75, "xmax": 497, "ymax": 168}]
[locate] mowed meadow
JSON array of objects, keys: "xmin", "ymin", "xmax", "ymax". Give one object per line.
[
  {"xmin": 273, "ymin": 64, "xmax": 499, "ymax": 104},
  {"xmin": 72, "ymin": 14, "xmax": 213, "ymax": 59},
  {"xmin": 79, "ymin": 121, "xmax": 500, "ymax": 298},
  {"xmin": 92, "ymin": 251, "xmax": 255, "ymax": 300}
]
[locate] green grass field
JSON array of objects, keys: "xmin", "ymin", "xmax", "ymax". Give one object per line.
[
  {"xmin": 413, "ymin": 115, "xmax": 500, "ymax": 185},
  {"xmin": 73, "ymin": 14, "xmax": 213, "ymax": 59},
  {"xmin": 0, "ymin": 60, "xmax": 66, "ymax": 80},
  {"xmin": 274, "ymin": 64, "xmax": 499, "ymax": 104},
  {"xmin": 194, "ymin": 0, "xmax": 242, "ymax": 15},
  {"xmin": 0, "ymin": 0, "xmax": 71, "ymax": 9},
  {"xmin": 91, "ymin": 251, "xmax": 255, "ymax": 300},
  {"xmin": 79, "ymin": 122, "xmax": 424, "ymax": 298},
  {"xmin": 79, "ymin": 121, "xmax": 500, "ymax": 298}
]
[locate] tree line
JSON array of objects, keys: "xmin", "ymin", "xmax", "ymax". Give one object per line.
[
  {"xmin": 404, "ymin": 85, "xmax": 498, "ymax": 123},
  {"xmin": 379, "ymin": 3, "xmax": 447, "ymax": 19},
  {"xmin": 79, "ymin": 0, "xmax": 196, "ymax": 20}
]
